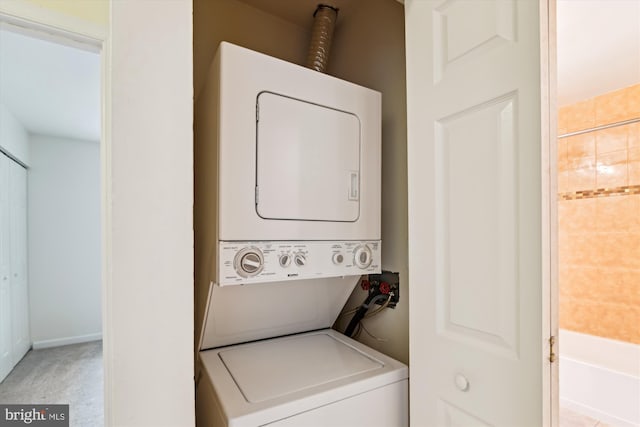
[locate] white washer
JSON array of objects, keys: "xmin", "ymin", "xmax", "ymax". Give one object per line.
[
  {"xmin": 197, "ymin": 330, "xmax": 408, "ymax": 427},
  {"xmin": 195, "ymin": 42, "xmax": 408, "ymax": 427}
]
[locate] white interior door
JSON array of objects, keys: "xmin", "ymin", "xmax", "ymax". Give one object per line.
[
  {"xmin": 0, "ymin": 153, "xmax": 12, "ymax": 381},
  {"xmin": 405, "ymin": 0, "xmax": 553, "ymax": 426},
  {"xmin": 9, "ymin": 159, "xmax": 29, "ymax": 364}
]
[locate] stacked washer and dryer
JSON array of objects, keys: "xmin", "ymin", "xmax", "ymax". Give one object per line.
[{"xmin": 195, "ymin": 42, "xmax": 408, "ymax": 427}]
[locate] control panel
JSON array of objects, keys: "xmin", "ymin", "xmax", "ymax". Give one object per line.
[{"xmin": 217, "ymin": 240, "xmax": 381, "ymax": 285}]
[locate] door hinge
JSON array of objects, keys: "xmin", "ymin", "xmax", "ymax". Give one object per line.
[{"xmin": 549, "ymin": 335, "xmax": 556, "ymax": 363}]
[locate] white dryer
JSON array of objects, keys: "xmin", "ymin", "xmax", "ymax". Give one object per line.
[{"xmin": 195, "ymin": 42, "xmax": 408, "ymax": 427}]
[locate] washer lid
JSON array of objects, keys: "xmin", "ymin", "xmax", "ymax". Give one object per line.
[{"xmin": 218, "ymin": 333, "xmax": 383, "ymax": 403}]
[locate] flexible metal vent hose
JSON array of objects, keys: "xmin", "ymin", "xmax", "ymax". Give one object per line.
[{"xmin": 306, "ymin": 4, "xmax": 339, "ymax": 73}]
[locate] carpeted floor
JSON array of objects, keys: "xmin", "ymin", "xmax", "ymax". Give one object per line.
[{"xmin": 0, "ymin": 340, "xmax": 103, "ymax": 427}]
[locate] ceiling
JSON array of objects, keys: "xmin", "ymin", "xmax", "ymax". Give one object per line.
[
  {"xmin": 0, "ymin": 0, "xmax": 636, "ymax": 139},
  {"xmin": 0, "ymin": 27, "xmax": 100, "ymax": 142},
  {"xmin": 242, "ymin": 0, "xmax": 639, "ymax": 108},
  {"xmin": 556, "ymin": 0, "xmax": 640, "ymax": 106}
]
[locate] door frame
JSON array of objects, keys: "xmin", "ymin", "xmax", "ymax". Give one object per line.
[
  {"xmin": 542, "ymin": 0, "xmax": 559, "ymax": 425},
  {"xmin": 0, "ymin": 2, "xmax": 113, "ymax": 425}
]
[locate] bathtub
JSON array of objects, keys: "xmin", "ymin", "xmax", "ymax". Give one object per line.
[{"xmin": 559, "ymin": 329, "xmax": 640, "ymax": 427}]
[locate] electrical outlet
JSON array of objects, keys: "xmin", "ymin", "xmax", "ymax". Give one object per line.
[{"xmin": 365, "ymin": 271, "xmax": 400, "ymax": 309}]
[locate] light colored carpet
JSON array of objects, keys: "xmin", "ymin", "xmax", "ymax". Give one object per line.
[{"xmin": 0, "ymin": 340, "xmax": 103, "ymax": 427}]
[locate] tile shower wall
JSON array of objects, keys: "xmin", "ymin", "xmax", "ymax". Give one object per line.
[{"xmin": 558, "ymin": 83, "xmax": 640, "ymax": 344}]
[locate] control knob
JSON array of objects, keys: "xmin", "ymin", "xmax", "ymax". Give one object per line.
[
  {"xmin": 294, "ymin": 253, "xmax": 306, "ymax": 267},
  {"xmin": 234, "ymin": 247, "xmax": 264, "ymax": 278},
  {"xmin": 279, "ymin": 254, "xmax": 291, "ymax": 268},
  {"xmin": 353, "ymin": 245, "xmax": 373, "ymax": 269}
]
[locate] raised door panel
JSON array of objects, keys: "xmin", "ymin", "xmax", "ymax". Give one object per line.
[
  {"xmin": 0, "ymin": 283, "xmax": 11, "ymax": 381},
  {"xmin": 435, "ymin": 94, "xmax": 519, "ymax": 359},
  {"xmin": 9, "ymin": 160, "xmax": 29, "ymax": 363},
  {"xmin": 0, "ymin": 153, "xmax": 12, "ymax": 381}
]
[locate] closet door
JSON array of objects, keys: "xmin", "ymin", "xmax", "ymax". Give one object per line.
[
  {"xmin": 0, "ymin": 153, "xmax": 12, "ymax": 381},
  {"xmin": 9, "ymin": 159, "xmax": 29, "ymax": 364},
  {"xmin": 405, "ymin": 0, "xmax": 554, "ymax": 425}
]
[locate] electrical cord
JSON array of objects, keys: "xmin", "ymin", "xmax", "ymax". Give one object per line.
[
  {"xmin": 344, "ymin": 292, "xmax": 389, "ymax": 337},
  {"xmin": 358, "ymin": 321, "xmax": 388, "ymax": 342},
  {"xmin": 339, "ymin": 293, "xmax": 391, "ymax": 319},
  {"xmin": 338, "ymin": 278, "xmax": 371, "ymax": 318},
  {"xmin": 353, "ymin": 322, "xmax": 361, "ymax": 338},
  {"xmin": 353, "ymin": 294, "xmax": 392, "ymax": 341},
  {"xmin": 365, "ymin": 293, "xmax": 392, "ymax": 318},
  {"xmin": 338, "ymin": 305, "xmax": 360, "ymax": 318}
]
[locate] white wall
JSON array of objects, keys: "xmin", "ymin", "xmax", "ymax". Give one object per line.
[
  {"xmin": 0, "ymin": 103, "xmax": 29, "ymax": 165},
  {"xmin": 557, "ymin": 0, "xmax": 640, "ymax": 105},
  {"xmin": 109, "ymin": 1, "xmax": 195, "ymax": 425},
  {"xmin": 27, "ymin": 134, "xmax": 101, "ymax": 348},
  {"xmin": 2, "ymin": 1, "xmax": 195, "ymax": 425}
]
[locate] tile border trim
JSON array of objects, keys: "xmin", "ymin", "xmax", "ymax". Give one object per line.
[{"xmin": 559, "ymin": 185, "xmax": 640, "ymax": 201}]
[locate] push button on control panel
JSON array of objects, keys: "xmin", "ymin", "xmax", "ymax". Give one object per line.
[{"xmin": 332, "ymin": 253, "xmax": 344, "ymax": 265}]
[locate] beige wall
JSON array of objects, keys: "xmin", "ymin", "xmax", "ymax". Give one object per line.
[
  {"xmin": 328, "ymin": 0, "xmax": 408, "ymax": 364},
  {"xmin": 193, "ymin": 0, "xmax": 310, "ymax": 352},
  {"xmin": 193, "ymin": 0, "xmax": 408, "ymax": 364},
  {"xmin": 193, "ymin": 0, "xmax": 308, "ymax": 99},
  {"xmin": 24, "ymin": 0, "xmax": 108, "ymax": 26}
]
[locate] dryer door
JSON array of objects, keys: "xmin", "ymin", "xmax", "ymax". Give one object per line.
[{"xmin": 256, "ymin": 92, "xmax": 360, "ymax": 222}]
